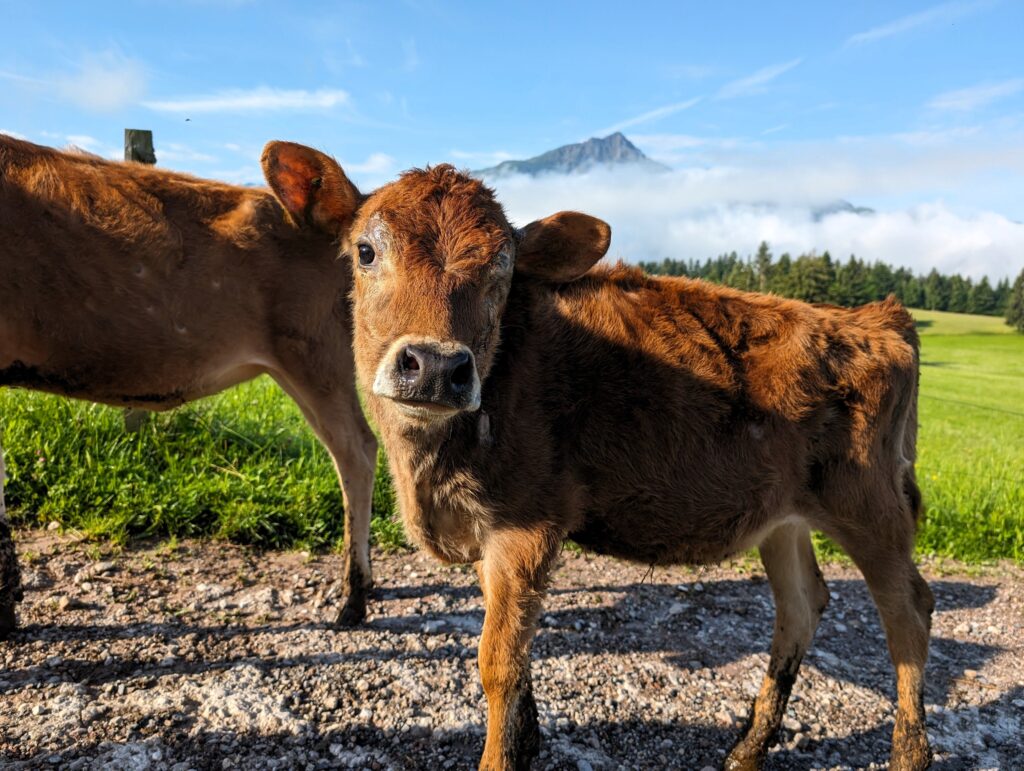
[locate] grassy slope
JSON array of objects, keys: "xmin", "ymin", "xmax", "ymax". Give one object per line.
[
  {"xmin": 910, "ymin": 309, "xmax": 1023, "ymax": 561},
  {"xmin": 1, "ymin": 308, "xmax": 1021, "ymax": 562}
]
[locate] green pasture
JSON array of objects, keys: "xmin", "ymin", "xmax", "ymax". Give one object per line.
[{"xmin": 1, "ymin": 308, "xmax": 1021, "ymax": 562}]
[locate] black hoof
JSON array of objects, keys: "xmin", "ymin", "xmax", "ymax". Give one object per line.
[
  {"xmin": 333, "ymin": 593, "xmax": 368, "ymax": 628},
  {"xmin": 0, "ymin": 601, "xmax": 17, "ymax": 641}
]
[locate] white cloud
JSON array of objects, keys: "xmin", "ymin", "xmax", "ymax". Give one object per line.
[
  {"xmin": 56, "ymin": 51, "xmax": 146, "ymax": 112},
  {"xmin": 158, "ymin": 142, "xmax": 218, "ymax": 164},
  {"xmin": 143, "ymin": 87, "xmax": 351, "ymax": 113},
  {"xmin": 715, "ymin": 59, "xmax": 802, "ymax": 100},
  {"xmin": 485, "ymin": 136, "xmax": 1024, "ymax": 280},
  {"xmin": 63, "ymin": 134, "xmax": 121, "ymax": 159},
  {"xmin": 0, "ymin": 128, "xmax": 27, "ymax": 139},
  {"xmin": 596, "ymin": 97, "xmax": 703, "ymax": 135},
  {"xmin": 928, "ymin": 78, "xmax": 1024, "ymax": 111},
  {"xmin": 65, "ymin": 133, "xmax": 101, "ymax": 149},
  {"xmin": 343, "ymin": 152, "xmax": 396, "ymax": 175},
  {"xmin": 845, "ymin": 0, "xmax": 992, "ymax": 46}
]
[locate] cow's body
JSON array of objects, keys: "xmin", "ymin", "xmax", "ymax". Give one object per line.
[
  {"xmin": 399, "ymin": 264, "xmax": 922, "ymax": 571},
  {"xmin": 260, "ymin": 147, "xmax": 934, "ymax": 771},
  {"xmin": 0, "ymin": 136, "xmax": 378, "ymax": 635}
]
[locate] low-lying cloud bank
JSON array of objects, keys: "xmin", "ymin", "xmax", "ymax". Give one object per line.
[{"xmin": 488, "ymin": 168, "xmax": 1024, "ymax": 281}]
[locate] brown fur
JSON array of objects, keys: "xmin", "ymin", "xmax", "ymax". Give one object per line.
[
  {"xmin": 264, "ymin": 144, "xmax": 934, "ymax": 771},
  {"xmin": 0, "ymin": 136, "xmax": 378, "ymax": 634}
]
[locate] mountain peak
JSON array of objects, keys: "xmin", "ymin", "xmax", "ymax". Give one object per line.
[{"xmin": 475, "ymin": 133, "xmax": 669, "ymax": 177}]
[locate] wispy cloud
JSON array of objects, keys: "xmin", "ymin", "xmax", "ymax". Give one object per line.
[
  {"xmin": 845, "ymin": 0, "xmax": 992, "ymax": 46},
  {"xmin": 0, "ymin": 128, "xmax": 28, "ymax": 140},
  {"xmin": 596, "ymin": 97, "xmax": 702, "ymax": 136},
  {"xmin": 928, "ymin": 78, "xmax": 1024, "ymax": 111},
  {"xmin": 57, "ymin": 51, "xmax": 146, "ymax": 112},
  {"xmin": 449, "ymin": 148, "xmax": 518, "ymax": 167},
  {"xmin": 143, "ymin": 87, "xmax": 351, "ymax": 113},
  {"xmin": 715, "ymin": 59, "xmax": 801, "ymax": 100},
  {"xmin": 158, "ymin": 142, "xmax": 219, "ymax": 164},
  {"xmin": 666, "ymin": 64, "xmax": 715, "ymax": 80},
  {"xmin": 0, "ymin": 70, "xmax": 47, "ymax": 85},
  {"xmin": 402, "ymin": 39, "xmax": 420, "ymax": 72},
  {"xmin": 2, "ymin": 51, "xmax": 146, "ymax": 112}
]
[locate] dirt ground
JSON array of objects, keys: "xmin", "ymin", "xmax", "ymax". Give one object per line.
[{"xmin": 0, "ymin": 529, "xmax": 1021, "ymax": 770}]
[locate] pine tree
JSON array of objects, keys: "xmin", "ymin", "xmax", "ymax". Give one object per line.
[
  {"xmin": 755, "ymin": 241, "xmax": 772, "ymax": 293},
  {"xmin": 923, "ymin": 269, "xmax": 949, "ymax": 311},
  {"xmin": 968, "ymin": 276, "xmax": 997, "ymax": 316},
  {"xmin": 1006, "ymin": 268, "xmax": 1024, "ymax": 332},
  {"xmin": 947, "ymin": 275, "xmax": 970, "ymax": 313}
]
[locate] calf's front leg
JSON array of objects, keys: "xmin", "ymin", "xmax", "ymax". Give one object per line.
[{"xmin": 478, "ymin": 526, "xmax": 562, "ymax": 771}]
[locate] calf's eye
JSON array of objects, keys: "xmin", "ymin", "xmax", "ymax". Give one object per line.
[{"xmin": 357, "ymin": 243, "xmax": 376, "ymax": 267}]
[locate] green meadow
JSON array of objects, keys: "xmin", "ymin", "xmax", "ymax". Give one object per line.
[{"xmin": 1, "ymin": 308, "xmax": 1021, "ymax": 562}]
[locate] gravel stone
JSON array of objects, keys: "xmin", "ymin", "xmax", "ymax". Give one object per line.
[{"xmin": 1, "ymin": 529, "xmax": 1022, "ymax": 769}]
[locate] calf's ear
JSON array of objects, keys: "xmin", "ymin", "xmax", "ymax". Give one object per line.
[
  {"xmin": 261, "ymin": 141, "xmax": 361, "ymax": 233},
  {"xmin": 515, "ymin": 212, "xmax": 611, "ymax": 283}
]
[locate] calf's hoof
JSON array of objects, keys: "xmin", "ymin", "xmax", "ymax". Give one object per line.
[
  {"xmin": 0, "ymin": 601, "xmax": 17, "ymax": 641},
  {"xmin": 890, "ymin": 719, "xmax": 932, "ymax": 771},
  {"xmin": 333, "ymin": 589, "xmax": 368, "ymax": 628},
  {"xmin": 723, "ymin": 750, "xmax": 762, "ymax": 771},
  {"xmin": 723, "ymin": 736, "xmax": 766, "ymax": 771}
]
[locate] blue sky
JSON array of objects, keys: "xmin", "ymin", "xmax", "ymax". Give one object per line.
[{"xmin": 2, "ymin": 0, "xmax": 1023, "ymax": 277}]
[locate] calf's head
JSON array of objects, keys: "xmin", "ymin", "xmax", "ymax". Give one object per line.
[{"xmin": 262, "ymin": 141, "xmax": 611, "ymax": 425}]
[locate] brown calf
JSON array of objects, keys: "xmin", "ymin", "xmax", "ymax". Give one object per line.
[
  {"xmin": 264, "ymin": 142, "xmax": 934, "ymax": 771},
  {"xmin": 0, "ymin": 136, "xmax": 377, "ymax": 636}
]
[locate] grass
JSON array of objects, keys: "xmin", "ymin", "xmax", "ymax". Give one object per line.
[
  {"xmin": 1, "ymin": 308, "xmax": 1021, "ymax": 563},
  {"xmin": 909, "ymin": 309, "xmax": 1024, "ymax": 562},
  {"xmin": 0, "ymin": 379, "xmax": 405, "ymax": 552}
]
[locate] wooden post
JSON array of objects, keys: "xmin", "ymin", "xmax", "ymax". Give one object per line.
[
  {"xmin": 124, "ymin": 129, "xmax": 155, "ymax": 432},
  {"xmin": 124, "ymin": 129, "xmax": 156, "ymax": 164}
]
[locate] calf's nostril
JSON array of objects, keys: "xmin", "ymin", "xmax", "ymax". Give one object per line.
[
  {"xmin": 450, "ymin": 359, "xmax": 473, "ymax": 389},
  {"xmin": 400, "ymin": 349, "xmax": 421, "ymax": 373}
]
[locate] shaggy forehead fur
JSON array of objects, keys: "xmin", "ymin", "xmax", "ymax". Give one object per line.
[{"xmin": 361, "ymin": 165, "xmax": 513, "ymax": 273}]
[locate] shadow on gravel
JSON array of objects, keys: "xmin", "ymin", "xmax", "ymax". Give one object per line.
[
  {"xmin": 4, "ymin": 578, "xmax": 1003, "ymax": 707},
  {"xmin": 9, "ymin": 689, "xmax": 1023, "ymax": 769},
  {"xmin": 8, "ymin": 717, "xmax": 736, "ymax": 770},
  {"xmin": 373, "ymin": 577, "xmax": 1003, "ymax": 701},
  {"xmin": 765, "ymin": 684, "xmax": 1024, "ymax": 771}
]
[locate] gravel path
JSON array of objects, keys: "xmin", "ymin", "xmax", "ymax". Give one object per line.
[{"xmin": 1, "ymin": 530, "xmax": 1021, "ymax": 770}]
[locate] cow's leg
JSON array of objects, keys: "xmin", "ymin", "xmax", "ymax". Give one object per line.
[
  {"xmin": 271, "ymin": 374, "xmax": 378, "ymax": 627},
  {"xmin": 725, "ymin": 522, "xmax": 828, "ymax": 771},
  {"xmin": 828, "ymin": 516, "xmax": 933, "ymax": 771},
  {"xmin": 478, "ymin": 527, "xmax": 561, "ymax": 771},
  {"xmin": 0, "ymin": 439, "xmax": 23, "ymax": 639}
]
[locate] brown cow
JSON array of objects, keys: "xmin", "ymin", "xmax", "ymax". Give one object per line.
[
  {"xmin": 263, "ymin": 142, "xmax": 934, "ymax": 771},
  {"xmin": 0, "ymin": 136, "xmax": 378, "ymax": 637}
]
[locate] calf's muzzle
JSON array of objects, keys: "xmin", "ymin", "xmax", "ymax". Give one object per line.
[{"xmin": 374, "ymin": 338, "xmax": 481, "ymax": 417}]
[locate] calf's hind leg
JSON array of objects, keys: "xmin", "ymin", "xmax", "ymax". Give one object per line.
[
  {"xmin": 272, "ymin": 373, "xmax": 378, "ymax": 627},
  {"xmin": 0, "ymin": 439, "xmax": 24, "ymax": 639},
  {"xmin": 827, "ymin": 513, "xmax": 933, "ymax": 771},
  {"xmin": 725, "ymin": 522, "xmax": 829, "ymax": 771}
]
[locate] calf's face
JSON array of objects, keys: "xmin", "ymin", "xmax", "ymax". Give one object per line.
[{"xmin": 261, "ymin": 141, "xmax": 611, "ymax": 426}]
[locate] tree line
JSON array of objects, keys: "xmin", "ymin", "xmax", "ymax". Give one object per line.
[{"xmin": 639, "ymin": 242, "xmax": 1024, "ymax": 331}]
